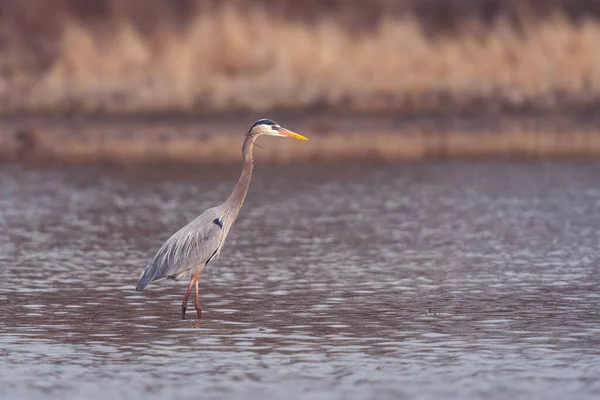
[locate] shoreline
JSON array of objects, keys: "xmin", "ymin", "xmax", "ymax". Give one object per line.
[{"xmin": 2, "ymin": 114, "xmax": 600, "ymax": 165}]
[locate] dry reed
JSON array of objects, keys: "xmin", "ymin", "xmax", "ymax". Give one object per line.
[{"xmin": 1, "ymin": 1, "xmax": 600, "ymax": 114}]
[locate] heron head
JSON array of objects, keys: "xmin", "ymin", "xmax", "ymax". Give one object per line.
[{"xmin": 247, "ymin": 119, "xmax": 308, "ymax": 141}]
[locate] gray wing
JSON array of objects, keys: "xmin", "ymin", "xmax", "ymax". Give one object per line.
[{"xmin": 135, "ymin": 207, "xmax": 224, "ymax": 291}]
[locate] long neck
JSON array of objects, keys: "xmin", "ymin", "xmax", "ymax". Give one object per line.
[{"xmin": 225, "ymin": 135, "xmax": 254, "ymax": 213}]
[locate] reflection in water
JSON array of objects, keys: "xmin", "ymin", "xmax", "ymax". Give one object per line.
[{"xmin": 1, "ymin": 162, "xmax": 600, "ymax": 399}]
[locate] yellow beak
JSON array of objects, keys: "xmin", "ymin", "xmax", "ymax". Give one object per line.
[{"xmin": 279, "ymin": 128, "xmax": 308, "ymax": 141}]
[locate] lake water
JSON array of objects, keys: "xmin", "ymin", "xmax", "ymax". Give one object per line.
[{"xmin": 1, "ymin": 161, "xmax": 599, "ymax": 399}]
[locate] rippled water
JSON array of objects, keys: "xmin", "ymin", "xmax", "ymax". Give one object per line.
[{"xmin": 1, "ymin": 162, "xmax": 600, "ymax": 399}]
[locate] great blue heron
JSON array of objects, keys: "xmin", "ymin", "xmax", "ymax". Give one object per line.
[{"xmin": 135, "ymin": 119, "xmax": 308, "ymax": 319}]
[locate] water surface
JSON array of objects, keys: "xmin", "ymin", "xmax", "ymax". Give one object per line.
[{"xmin": 1, "ymin": 162, "xmax": 600, "ymax": 399}]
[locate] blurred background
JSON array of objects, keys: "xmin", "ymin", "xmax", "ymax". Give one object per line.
[{"xmin": 1, "ymin": 0, "xmax": 600, "ymax": 162}]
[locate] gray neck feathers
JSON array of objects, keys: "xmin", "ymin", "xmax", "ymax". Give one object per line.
[{"xmin": 224, "ymin": 135, "xmax": 254, "ymax": 217}]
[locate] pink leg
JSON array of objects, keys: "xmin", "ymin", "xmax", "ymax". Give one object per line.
[
  {"xmin": 181, "ymin": 280, "xmax": 194, "ymax": 319},
  {"xmin": 195, "ymin": 280, "xmax": 202, "ymax": 319}
]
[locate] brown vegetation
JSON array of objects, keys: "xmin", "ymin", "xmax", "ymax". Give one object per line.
[
  {"xmin": 2, "ymin": 115, "xmax": 600, "ymax": 164},
  {"xmin": 1, "ymin": 0, "xmax": 600, "ymax": 115}
]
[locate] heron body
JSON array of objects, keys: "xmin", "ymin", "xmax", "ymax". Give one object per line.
[{"xmin": 135, "ymin": 119, "xmax": 308, "ymax": 319}]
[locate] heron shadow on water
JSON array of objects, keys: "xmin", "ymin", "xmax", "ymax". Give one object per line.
[{"xmin": 135, "ymin": 119, "xmax": 308, "ymax": 319}]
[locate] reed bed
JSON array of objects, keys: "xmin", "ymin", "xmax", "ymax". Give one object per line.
[{"xmin": 1, "ymin": 0, "xmax": 600, "ymax": 114}]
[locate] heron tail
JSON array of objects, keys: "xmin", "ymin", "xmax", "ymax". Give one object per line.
[{"xmin": 135, "ymin": 264, "xmax": 156, "ymax": 292}]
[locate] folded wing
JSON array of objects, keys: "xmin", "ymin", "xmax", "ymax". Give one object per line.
[{"xmin": 136, "ymin": 210, "xmax": 224, "ymax": 291}]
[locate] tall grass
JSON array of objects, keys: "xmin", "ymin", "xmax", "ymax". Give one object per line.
[{"xmin": 1, "ymin": 0, "xmax": 600, "ymax": 114}]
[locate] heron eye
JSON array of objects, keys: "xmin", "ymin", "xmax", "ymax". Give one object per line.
[{"xmin": 271, "ymin": 125, "xmax": 278, "ymax": 130}]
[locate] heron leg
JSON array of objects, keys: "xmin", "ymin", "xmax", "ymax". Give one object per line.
[
  {"xmin": 181, "ymin": 279, "xmax": 195, "ymax": 319},
  {"xmin": 195, "ymin": 280, "xmax": 202, "ymax": 319}
]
